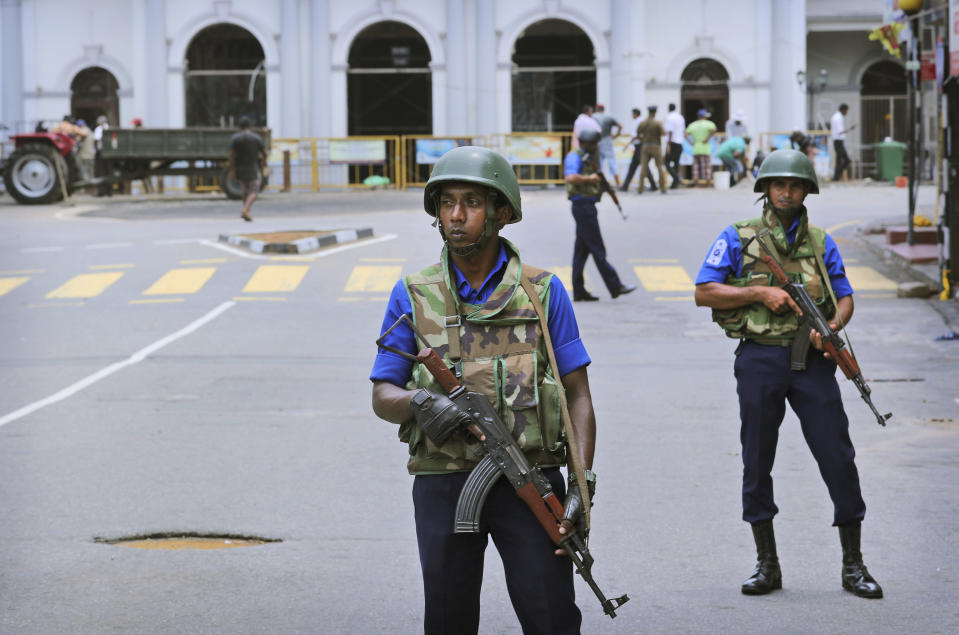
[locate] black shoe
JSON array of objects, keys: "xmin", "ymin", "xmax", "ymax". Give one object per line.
[
  {"xmin": 611, "ymin": 285, "xmax": 636, "ymax": 299},
  {"xmin": 573, "ymin": 291, "xmax": 600, "ymax": 302},
  {"xmin": 618, "ymin": 187, "xmax": 628, "ymax": 192},
  {"xmin": 839, "ymin": 525, "xmax": 883, "ymax": 599},
  {"xmin": 742, "ymin": 521, "xmax": 782, "ymax": 595}
]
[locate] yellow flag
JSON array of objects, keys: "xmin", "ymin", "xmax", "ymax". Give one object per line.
[{"xmin": 869, "ymin": 23, "xmax": 905, "ymax": 58}]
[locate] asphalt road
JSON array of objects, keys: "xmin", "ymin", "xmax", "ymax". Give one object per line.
[{"xmin": 0, "ymin": 183, "xmax": 957, "ymax": 634}]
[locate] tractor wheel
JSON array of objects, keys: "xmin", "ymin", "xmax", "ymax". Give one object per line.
[
  {"xmin": 2, "ymin": 143, "xmax": 66, "ymax": 204},
  {"xmin": 220, "ymin": 166, "xmax": 268, "ymax": 200}
]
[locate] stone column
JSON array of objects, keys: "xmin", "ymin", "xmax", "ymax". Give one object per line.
[
  {"xmin": 1, "ymin": 0, "xmax": 24, "ymax": 132},
  {"xmin": 145, "ymin": 0, "xmax": 167, "ymax": 125},
  {"xmin": 445, "ymin": 0, "xmax": 466, "ymax": 135},
  {"xmin": 310, "ymin": 0, "xmax": 331, "ymax": 137},
  {"xmin": 770, "ymin": 0, "xmax": 806, "ymax": 132},
  {"xmin": 280, "ymin": 0, "xmax": 301, "ymax": 137},
  {"xmin": 474, "ymin": 0, "xmax": 496, "ymax": 136}
]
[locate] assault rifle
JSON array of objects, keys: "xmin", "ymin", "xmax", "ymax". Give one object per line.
[
  {"xmin": 377, "ymin": 314, "xmax": 630, "ymax": 619},
  {"xmin": 755, "ymin": 230, "xmax": 892, "ymax": 426},
  {"xmin": 585, "ymin": 153, "xmax": 627, "ymax": 220}
]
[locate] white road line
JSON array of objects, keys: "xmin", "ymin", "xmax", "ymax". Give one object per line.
[
  {"xmin": 154, "ymin": 238, "xmax": 205, "ymax": 245},
  {"xmin": 86, "ymin": 242, "xmax": 134, "ymax": 249},
  {"xmin": 199, "ymin": 233, "xmax": 398, "ymax": 260},
  {"xmin": 21, "ymin": 246, "xmax": 64, "ymax": 253},
  {"xmin": 0, "ymin": 301, "xmax": 236, "ymax": 429}
]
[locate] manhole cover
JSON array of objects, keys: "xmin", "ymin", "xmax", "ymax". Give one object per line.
[{"xmin": 96, "ymin": 533, "xmax": 281, "ymax": 550}]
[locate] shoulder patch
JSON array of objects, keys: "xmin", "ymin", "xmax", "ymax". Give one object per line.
[{"xmin": 706, "ymin": 238, "xmax": 728, "ymax": 266}]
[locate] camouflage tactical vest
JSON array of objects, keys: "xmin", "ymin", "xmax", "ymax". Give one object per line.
[
  {"xmin": 400, "ymin": 240, "xmax": 567, "ymax": 474},
  {"xmin": 711, "ymin": 206, "xmax": 837, "ymax": 345},
  {"xmin": 565, "ymin": 148, "xmax": 602, "ymax": 200}
]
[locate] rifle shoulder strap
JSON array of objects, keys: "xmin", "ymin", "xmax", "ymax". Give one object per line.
[
  {"xmin": 811, "ymin": 231, "xmax": 857, "ymax": 359},
  {"xmin": 519, "ymin": 271, "xmax": 592, "ymax": 531}
]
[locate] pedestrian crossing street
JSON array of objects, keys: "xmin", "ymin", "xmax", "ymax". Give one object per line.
[{"xmin": 0, "ymin": 257, "xmax": 900, "ymax": 307}]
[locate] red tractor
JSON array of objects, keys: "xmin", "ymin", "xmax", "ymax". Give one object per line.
[{"xmin": 2, "ymin": 132, "xmax": 80, "ymax": 204}]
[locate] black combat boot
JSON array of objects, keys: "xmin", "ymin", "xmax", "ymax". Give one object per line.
[
  {"xmin": 839, "ymin": 524, "xmax": 883, "ymax": 598},
  {"xmin": 741, "ymin": 520, "xmax": 782, "ymax": 595}
]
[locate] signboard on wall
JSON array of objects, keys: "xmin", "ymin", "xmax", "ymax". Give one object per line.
[
  {"xmin": 329, "ymin": 140, "xmax": 386, "ymax": 164},
  {"xmin": 502, "ymin": 135, "xmax": 563, "ymax": 165}
]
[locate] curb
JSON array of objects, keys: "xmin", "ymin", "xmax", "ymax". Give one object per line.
[{"xmin": 218, "ymin": 227, "xmax": 374, "ymax": 254}]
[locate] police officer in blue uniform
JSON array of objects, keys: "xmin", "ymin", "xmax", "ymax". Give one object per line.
[
  {"xmin": 693, "ymin": 149, "xmax": 883, "ymax": 599},
  {"xmin": 564, "ymin": 128, "xmax": 636, "ymax": 302},
  {"xmin": 371, "ymin": 146, "xmax": 600, "ymax": 633}
]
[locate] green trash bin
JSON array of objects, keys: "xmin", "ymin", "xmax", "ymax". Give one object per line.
[{"xmin": 874, "ymin": 140, "xmax": 906, "ymax": 183}]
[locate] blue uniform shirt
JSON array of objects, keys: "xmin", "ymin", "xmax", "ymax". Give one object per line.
[
  {"xmin": 695, "ymin": 215, "xmax": 854, "ymax": 298},
  {"xmin": 564, "ymin": 151, "xmax": 595, "ymax": 201},
  {"xmin": 371, "ymin": 241, "xmax": 591, "ymax": 386}
]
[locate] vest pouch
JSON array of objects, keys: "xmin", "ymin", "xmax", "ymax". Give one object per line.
[
  {"xmin": 711, "ymin": 271, "xmax": 773, "ymax": 334},
  {"xmin": 536, "ymin": 370, "xmax": 566, "ymax": 453},
  {"xmin": 492, "ymin": 351, "xmax": 548, "ymax": 453},
  {"xmin": 794, "ymin": 270, "xmax": 834, "ymax": 317}
]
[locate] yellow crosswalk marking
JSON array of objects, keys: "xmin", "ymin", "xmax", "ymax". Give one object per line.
[
  {"xmin": 242, "ymin": 265, "xmax": 309, "ymax": 293},
  {"xmin": 0, "ymin": 277, "xmax": 29, "ymax": 297},
  {"xmin": 845, "ymin": 266, "xmax": 897, "ymax": 291},
  {"xmin": 142, "ymin": 267, "xmax": 216, "ymax": 296},
  {"xmin": 45, "ymin": 272, "xmax": 124, "ymax": 299},
  {"xmin": 344, "ymin": 265, "xmax": 402, "ymax": 292},
  {"xmin": 633, "ymin": 266, "xmax": 693, "ymax": 292}
]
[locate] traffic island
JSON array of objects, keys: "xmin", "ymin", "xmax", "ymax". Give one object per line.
[{"xmin": 218, "ymin": 228, "xmax": 374, "ymax": 254}]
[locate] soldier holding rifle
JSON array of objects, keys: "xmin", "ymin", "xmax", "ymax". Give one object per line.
[
  {"xmin": 371, "ymin": 146, "xmax": 611, "ymax": 633},
  {"xmin": 564, "ymin": 128, "xmax": 635, "ymax": 302},
  {"xmin": 693, "ymin": 149, "xmax": 884, "ymax": 599}
]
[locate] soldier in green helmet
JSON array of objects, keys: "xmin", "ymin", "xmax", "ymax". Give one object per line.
[
  {"xmin": 694, "ymin": 149, "xmax": 883, "ymax": 599},
  {"xmin": 371, "ymin": 146, "xmax": 600, "ymax": 633}
]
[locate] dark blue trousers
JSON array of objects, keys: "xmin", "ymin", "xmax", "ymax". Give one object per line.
[
  {"xmin": 570, "ymin": 198, "xmax": 623, "ymax": 296},
  {"xmin": 734, "ymin": 340, "xmax": 866, "ymax": 526},
  {"xmin": 413, "ymin": 469, "xmax": 581, "ymax": 635}
]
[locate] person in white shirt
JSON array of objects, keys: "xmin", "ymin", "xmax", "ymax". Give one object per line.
[
  {"xmin": 572, "ymin": 104, "xmax": 601, "ymax": 150},
  {"xmin": 663, "ymin": 103, "xmax": 686, "ymax": 189},
  {"xmin": 830, "ymin": 104, "xmax": 855, "ymax": 181},
  {"xmin": 726, "ymin": 109, "xmax": 749, "ymax": 140}
]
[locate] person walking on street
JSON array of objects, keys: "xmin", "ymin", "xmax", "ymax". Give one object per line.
[
  {"xmin": 830, "ymin": 104, "xmax": 855, "ymax": 182},
  {"xmin": 686, "ymin": 109, "xmax": 717, "ymax": 186},
  {"xmin": 664, "ymin": 103, "xmax": 686, "ymax": 189},
  {"xmin": 564, "ymin": 128, "xmax": 636, "ymax": 302},
  {"xmin": 637, "ymin": 105, "xmax": 667, "ymax": 194},
  {"xmin": 228, "ymin": 117, "xmax": 266, "ymax": 222},
  {"xmin": 620, "ymin": 108, "xmax": 657, "ymax": 192},
  {"xmin": 592, "ymin": 103, "xmax": 623, "ymax": 189},
  {"xmin": 693, "ymin": 148, "xmax": 883, "ymax": 600},
  {"xmin": 371, "ymin": 146, "xmax": 602, "ymax": 634}
]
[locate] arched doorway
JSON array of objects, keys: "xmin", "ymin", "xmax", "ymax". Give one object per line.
[
  {"xmin": 347, "ymin": 21, "xmax": 432, "ymax": 135},
  {"xmin": 184, "ymin": 23, "xmax": 266, "ymax": 127},
  {"xmin": 511, "ymin": 19, "xmax": 595, "ymax": 132},
  {"xmin": 681, "ymin": 58, "xmax": 729, "ymax": 131},
  {"xmin": 859, "ymin": 60, "xmax": 907, "ymax": 178},
  {"xmin": 860, "ymin": 60, "xmax": 906, "ymax": 143},
  {"xmin": 70, "ymin": 67, "xmax": 119, "ymax": 126}
]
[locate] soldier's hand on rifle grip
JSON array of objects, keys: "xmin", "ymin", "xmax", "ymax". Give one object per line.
[
  {"xmin": 760, "ymin": 286, "xmax": 802, "ymax": 316},
  {"xmin": 409, "ymin": 389, "xmax": 481, "ymax": 446},
  {"xmin": 809, "ymin": 325, "xmax": 838, "ymax": 359}
]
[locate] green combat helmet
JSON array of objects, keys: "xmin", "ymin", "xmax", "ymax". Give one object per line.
[
  {"xmin": 754, "ymin": 148, "xmax": 820, "ymax": 194},
  {"xmin": 423, "ymin": 145, "xmax": 522, "ymax": 223}
]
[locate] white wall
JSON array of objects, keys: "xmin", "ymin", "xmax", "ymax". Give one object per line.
[{"xmin": 5, "ymin": 0, "xmax": 894, "ymax": 144}]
